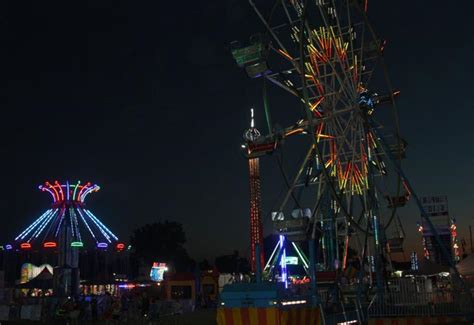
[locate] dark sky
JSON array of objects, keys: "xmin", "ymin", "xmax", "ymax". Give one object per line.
[{"xmin": 2, "ymin": 1, "xmax": 473, "ymax": 261}]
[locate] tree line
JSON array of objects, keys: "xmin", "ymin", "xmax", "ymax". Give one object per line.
[{"xmin": 129, "ymin": 221, "xmax": 250, "ymax": 276}]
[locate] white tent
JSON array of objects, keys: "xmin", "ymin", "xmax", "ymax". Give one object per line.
[{"xmin": 456, "ymin": 254, "xmax": 474, "ymax": 277}]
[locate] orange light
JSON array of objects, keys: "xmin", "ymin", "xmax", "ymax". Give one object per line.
[
  {"xmin": 285, "ymin": 128, "xmax": 304, "ymax": 137},
  {"xmin": 20, "ymin": 243, "xmax": 32, "ymax": 249},
  {"xmin": 277, "ymin": 49, "xmax": 293, "ymax": 61},
  {"xmin": 44, "ymin": 242, "xmax": 57, "ymax": 248}
]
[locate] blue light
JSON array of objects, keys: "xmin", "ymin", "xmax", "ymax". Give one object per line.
[
  {"xmin": 83, "ymin": 209, "xmax": 111, "ymax": 242},
  {"xmin": 368, "ymin": 255, "xmax": 375, "ymax": 272},
  {"xmin": 70, "ymin": 208, "xmax": 76, "ymax": 238},
  {"xmin": 32, "ymin": 210, "xmax": 57, "ymax": 239},
  {"xmin": 54, "ymin": 209, "xmax": 64, "ymax": 237},
  {"xmin": 411, "ymin": 252, "xmax": 419, "ymax": 271},
  {"xmin": 77, "ymin": 208, "xmax": 97, "ymax": 241},
  {"xmin": 84, "ymin": 209, "xmax": 118, "ymax": 241},
  {"xmin": 15, "ymin": 209, "xmax": 53, "ymax": 241},
  {"xmin": 373, "ymin": 215, "xmax": 379, "ymax": 246},
  {"xmin": 5, "ymin": 244, "xmax": 12, "ymax": 250},
  {"xmin": 70, "ymin": 208, "xmax": 82, "ymax": 242},
  {"xmin": 359, "ymin": 91, "xmax": 375, "ymax": 109},
  {"xmin": 279, "ymin": 235, "xmax": 288, "ymax": 289}
]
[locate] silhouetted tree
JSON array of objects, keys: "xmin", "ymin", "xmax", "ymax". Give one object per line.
[
  {"xmin": 130, "ymin": 221, "xmax": 195, "ymax": 272},
  {"xmin": 215, "ymin": 251, "xmax": 250, "ymax": 274},
  {"xmin": 198, "ymin": 259, "xmax": 212, "ymax": 271}
]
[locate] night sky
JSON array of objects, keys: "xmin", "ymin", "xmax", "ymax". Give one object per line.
[{"xmin": 3, "ymin": 1, "xmax": 473, "ymax": 261}]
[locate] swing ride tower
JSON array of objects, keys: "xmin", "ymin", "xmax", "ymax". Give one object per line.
[{"xmin": 7, "ymin": 180, "xmax": 123, "ymax": 296}]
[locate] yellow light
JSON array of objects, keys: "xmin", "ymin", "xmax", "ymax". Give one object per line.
[
  {"xmin": 310, "ymin": 96, "xmax": 324, "ymax": 112},
  {"xmin": 285, "ymin": 128, "xmax": 304, "ymax": 137},
  {"xmin": 317, "ymin": 134, "xmax": 334, "ymax": 139}
]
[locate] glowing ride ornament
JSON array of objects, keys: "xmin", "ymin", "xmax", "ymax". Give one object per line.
[{"xmin": 12, "ymin": 181, "xmax": 119, "ymax": 250}]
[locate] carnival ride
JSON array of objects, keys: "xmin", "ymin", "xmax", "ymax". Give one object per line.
[
  {"xmin": 220, "ymin": 0, "xmax": 469, "ymax": 322},
  {"xmin": 4, "ymin": 181, "xmax": 125, "ymax": 296},
  {"xmin": 10, "ymin": 181, "xmax": 123, "ymax": 251},
  {"xmin": 245, "ymin": 108, "xmax": 266, "ymax": 273},
  {"xmin": 235, "ymin": 0, "xmax": 410, "ymax": 295}
]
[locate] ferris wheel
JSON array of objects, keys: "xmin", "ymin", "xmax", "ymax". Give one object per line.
[{"xmin": 233, "ymin": 0, "xmax": 411, "ymax": 293}]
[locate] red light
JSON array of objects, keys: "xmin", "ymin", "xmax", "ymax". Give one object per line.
[
  {"xmin": 20, "ymin": 243, "xmax": 32, "ymax": 249},
  {"xmin": 43, "ymin": 241, "xmax": 57, "ymax": 248},
  {"xmin": 116, "ymin": 243, "xmax": 125, "ymax": 250}
]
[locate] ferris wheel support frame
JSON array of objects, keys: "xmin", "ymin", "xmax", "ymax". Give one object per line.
[
  {"xmin": 372, "ymin": 127, "xmax": 470, "ymax": 295},
  {"xmin": 247, "ymin": 0, "xmax": 382, "ymax": 299},
  {"xmin": 243, "ymin": 0, "xmax": 470, "ymax": 304}
]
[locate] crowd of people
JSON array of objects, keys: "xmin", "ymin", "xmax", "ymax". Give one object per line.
[{"xmin": 1, "ymin": 290, "xmax": 188, "ymax": 323}]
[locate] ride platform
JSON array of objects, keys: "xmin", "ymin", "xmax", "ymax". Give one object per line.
[{"xmin": 217, "ymin": 282, "xmax": 320, "ymax": 325}]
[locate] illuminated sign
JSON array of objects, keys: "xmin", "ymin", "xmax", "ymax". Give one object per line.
[
  {"xmin": 150, "ymin": 262, "xmax": 168, "ymax": 282},
  {"xmin": 285, "ymin": 256, "xmax": 298, "ymax": 265}
]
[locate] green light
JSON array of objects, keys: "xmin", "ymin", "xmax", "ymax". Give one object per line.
[
  {"xmin": 71, "ymin": 241, "xmax": 83, "ymax": 248},
  {"xmin": 72, "ymin": 181, "xmax": 81, "ymax": 200}
]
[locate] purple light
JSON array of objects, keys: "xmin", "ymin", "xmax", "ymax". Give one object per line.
[
  {"xmin": 40, "ymin": 186, "xmax": 57, "ymax": 202},
  {"xmin": 5, "ymin": 244, "xmax": 12, "ymax": 250},
  {"xmin": 66, "ymin": 181, "xmax": 70, "ymax": 201},
  {"xmin": 118, "ymin": 284, "xmax": 136, "ymax": 289},
  {"xmin": 97, "ymin": 242, "xmax": 108, "ymax": 248}
]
